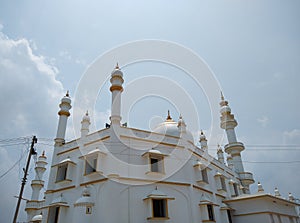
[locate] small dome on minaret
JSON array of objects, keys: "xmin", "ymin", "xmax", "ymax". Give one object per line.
[
  {"xmin": 111, "ymin": 63, "xmax": 123, "ymax": 78},
  {"xmin": 61, "ymin": 90, "xmax": 71, "ymax": 105},
  {"xmin": 219, "ymin": 91, "xmax": 231, "ymax": 114}
]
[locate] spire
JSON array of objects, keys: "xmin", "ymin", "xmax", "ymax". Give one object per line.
[
  {"xmin": 221, "ymin": 91, "xmax": 224, "ymax": 101},
  {"xmin": 115, "ymin": 62, "xmax": 119, "ymax": 69},
  {"xmin": 166, "ymin": 110, "xmax": 172, "ymax": 121}
]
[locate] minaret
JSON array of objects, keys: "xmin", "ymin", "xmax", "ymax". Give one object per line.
[
  {"xmin": 199, "ymin": 130, "xmax": 207, "ymax": 150},
  {"xmin": 217, "ymin": 145, "xmax": 225, "ymax": 164},
  {"xmin": 55, "ymin": 91, "xmax": 72, "ymax": 146},
  {"xmin": 220, "ymin": 92, "xmax": 254, "ymax": 193},
  {"xmin": 81, "ymin": 111, "xmax": 90, "ymax": 138},
  {"xmin": 26, "ymin": 151, "xmax": 47, "ymax": 222},
  {"xmin": 31, "ymin": 151, "xmax": 47, "ymax": 200},
  {"xmin": 109, "ymin": 64, "xmax": 124, "ymax": 126}
]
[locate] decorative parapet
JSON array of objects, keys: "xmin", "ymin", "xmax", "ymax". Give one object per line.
[
  {"xmin": 25, "ymin": 200, "xmax": 45, "ymax": 211},
  {"xmin": 239, "ymin": 172, "xmax": 255, "ymax": 185}
]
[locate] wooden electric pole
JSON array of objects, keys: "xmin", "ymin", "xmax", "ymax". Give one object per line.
[{"xmin": 13, "ymin": 135, "xmax": 37, "ymax": 223}]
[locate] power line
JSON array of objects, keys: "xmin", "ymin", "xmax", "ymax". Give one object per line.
[{"xmin": 0, "ymin": 147, "xmax": 28, "ymax": 180}]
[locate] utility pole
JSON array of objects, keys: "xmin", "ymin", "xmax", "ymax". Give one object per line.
[{"xmin": 13, "ymin": 135, "xmax": 37, "ymax": 223}]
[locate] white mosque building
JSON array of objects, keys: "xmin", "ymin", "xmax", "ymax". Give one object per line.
[{"xmin": 25, "ymin": 65, "xmax": 299, "ymax": 223}]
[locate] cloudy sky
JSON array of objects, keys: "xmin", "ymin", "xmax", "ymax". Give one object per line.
[{"xmin": 0, "ymin": 0, "xmax": 300, "ymax": 222}]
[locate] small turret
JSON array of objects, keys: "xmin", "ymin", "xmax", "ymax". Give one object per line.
[
  {"xmin": 217, "ymin": 145, "xmax": 225, "ymax": 164},
  {"xmin": 288, "ymin": 192, "xmax": 295, "ymax": 202},
  {"xmin": 199, "ymin": 130, "xmax": 207, "ymax": 150},
  {"xmin": 274, "ymin": 187, "xmax": 281, "ymax": 197},
  {"xmin": 177, "ymin": 114, "xmax": 186, "ymax": 133},
  {"xmin": 257, "ymin": 182, "xmax": 264, "ymax": 193},
  {"xmin": 81, "ymin": 111, "xmax": 90, "ymax": 138}
]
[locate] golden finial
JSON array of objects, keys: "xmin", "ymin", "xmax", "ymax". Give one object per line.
[
  {"xmin": 115, "ymin": 63, "xmax": 119, "ymax": 69},
  {"xmin": 66, "ymin": 90, "xmax": 69, "ymax": 97},
  {"xmin": 166, "ymin": 110, "xmax": 172, "ymax": 120},
  {"xmin": 221, "ymin": 91, "xmax": 224, "ymax": 100}
]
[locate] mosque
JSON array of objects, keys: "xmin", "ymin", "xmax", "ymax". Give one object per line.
[{"xmin": 25, "ymin": 65, "xmax": 299, "ymax": 223}]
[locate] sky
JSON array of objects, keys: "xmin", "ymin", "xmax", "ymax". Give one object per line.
[{"xmin": 0, "ymin": 0, "xmax": 300, "ymax": 222}]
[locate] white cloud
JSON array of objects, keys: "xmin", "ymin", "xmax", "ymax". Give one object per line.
[
  {"xmin": 0, "ymin": 28, "xmax": 64, "ymax": 222},
  {"xmin": 283, "ymin": 129, "xmax": 300, "ymax": 145},
  {"xmin": 257, "ymin": 116, "xmax": 269, "ymax": 127}
]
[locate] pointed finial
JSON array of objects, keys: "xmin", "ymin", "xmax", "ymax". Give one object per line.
[
  {"xmin": 200, "ymin": 130, "xmax": 203, "ymax": 135},
  {"xmin": 86, "ymin": 110, "xmax": 89, "ymax": 116},
  {"xmin": 221, "ymin": 91, "xmax": 224, "ymax": 100},
  {"xmin": 42, "ymin": 150, "xmax": 45, "ymax": 156},
  {"xmin": 115, "ymin": 63, "xmax": 119, "ymax": 69},
  {"xmin": 66, "ymin": 90, "xmax": 69, "ymax": 97},
  {"xmin": 179, "ymin": 113, "xmax": 182, "ymax": 119},
  {"xmin": 166, "ymin": 110, "xmax": 172, "ymax": 120}
]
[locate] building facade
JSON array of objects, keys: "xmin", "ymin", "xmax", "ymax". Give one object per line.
[{"xmin": 25, "ymin": 65, "xmax": 299, "ymax": 223}]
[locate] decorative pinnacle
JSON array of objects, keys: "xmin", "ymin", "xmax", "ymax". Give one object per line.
[
  {"xmin": 66, "ymin": 90, "xmax": 69, "ymax": 97},
  {"xmin": 221, "ymin": 91, "xmax": 224, "ymax": 100},
  {"xmin": 42, "ymin": 150, "xmax": 45, "ymax": 156},
  {"xmin": 115, "ymin": 63, "xmax": 119, "ymax": 69},
  {"xmin": 86, "ymin": 110, "xmax": 89, "ymax": 116},
  {"xmin": 166, "ymin": 110, "xmax": 172, "ymax": 120},
  {"xmin": 200, "ymin": 130, "xmax": 203, "ymax": 135}
]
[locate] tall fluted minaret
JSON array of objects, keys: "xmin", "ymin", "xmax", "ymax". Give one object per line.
[
  {"xmin": 220, "ymin": 92, "xmax": 254, "ymax": 193},
  {"xmin": 81, "ymin": 111, "xmax": 90, "ymax": 138},
  {"xmin": 109, "ymin": 64, "xmax": 124, "ymax": 126},
  {"xmin": 55, "ymin": 91, "xmax": 72, "ymax": 146},
  {"xmin": 26, "ymin": 151, "xmax": 47, "ymax": 221}
]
